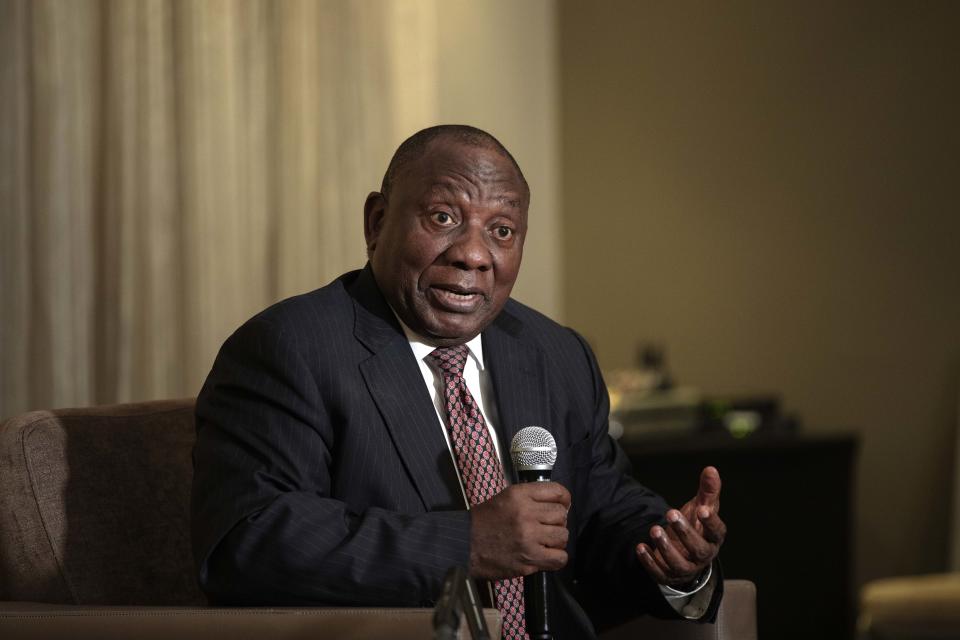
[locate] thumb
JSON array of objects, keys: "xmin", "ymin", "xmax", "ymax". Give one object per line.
[{"xmin": 695, "ymin": 466, "xmax": 721, "ymax": 508}]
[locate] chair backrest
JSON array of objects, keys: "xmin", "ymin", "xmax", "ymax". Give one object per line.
[{"xmin": 0, "ymin": 399, "xmax": 204, "ymax": 605}]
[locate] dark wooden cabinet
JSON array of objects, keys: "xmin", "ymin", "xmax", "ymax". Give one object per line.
[{"xmin": 619, "ymin": 432, "xmax": 858, "ymax": 640}]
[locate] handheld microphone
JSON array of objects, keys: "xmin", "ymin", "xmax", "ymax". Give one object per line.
[
  {"xmin": 511, "ymin": 426, "xmax": 558, "ymax": 482},
  {"xmin": 510, "ymin": 426, "xmax": 558, "ymax": 640}
]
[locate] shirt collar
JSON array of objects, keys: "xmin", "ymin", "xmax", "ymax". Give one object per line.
[{"xmin": 392, "ymin": 311, "xmax": 485, "ymax": 371}]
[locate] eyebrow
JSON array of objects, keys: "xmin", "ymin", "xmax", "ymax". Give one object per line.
[
  {"xmin": 424, "ymin": 184, "xmax": 525, "ymax": 209},
  {"xmin": 496, "ymin": 196, "xmax": 525, "ymax": 208}
]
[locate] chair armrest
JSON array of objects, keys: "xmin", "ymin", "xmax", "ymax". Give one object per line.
[
  {"xmin": 599, "ymin": 580, "xmax": 757, "ymax": 640},
  {"xmin": 859, "ymin": 573, "xmax": 960, "ymax": 640},
  {"xmin": 0, "ymin": 602, "xmax": 501, "ymax": 640}
]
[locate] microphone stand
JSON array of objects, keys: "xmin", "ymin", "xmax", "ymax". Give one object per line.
[{"xmin": 433, "ymin": 566, "xmax": 492, "ymax": 640}]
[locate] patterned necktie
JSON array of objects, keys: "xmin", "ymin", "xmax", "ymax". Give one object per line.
[{"xmin": 427, "ymin": 345, "xmax": 528, "ymax": 640}]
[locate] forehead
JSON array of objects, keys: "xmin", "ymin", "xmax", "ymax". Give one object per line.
[{"xmin": 394, "ymin": 138, "xmax": 529, "ymax": 208}]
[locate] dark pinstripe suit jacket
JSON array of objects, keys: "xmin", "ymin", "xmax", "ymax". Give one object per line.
[{"xmin": 191, "ymin": 266, "xmax": 721, "ymax": 635}]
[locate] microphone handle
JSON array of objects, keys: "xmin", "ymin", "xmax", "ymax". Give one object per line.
[
  {"xmin": 525, "ymin": 569, "xmax": 552, "ymax": 640},
  {"xmin": 518, "ymin": 468, "xmax": 554, "ymax": 640}
]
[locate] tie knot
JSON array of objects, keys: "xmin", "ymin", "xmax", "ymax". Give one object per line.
[{"xmin": 427, "ymin": 345, "xmax": 469, "ymax": 377}]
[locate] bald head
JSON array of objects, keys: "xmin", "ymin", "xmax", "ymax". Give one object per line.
[
  {"xmin": 364, "ymin": 125, "xmax": 529, "ymax": 345},
  {"xmin": 380, "ymin": 124, "xmax": 529, "ymax": 203}
]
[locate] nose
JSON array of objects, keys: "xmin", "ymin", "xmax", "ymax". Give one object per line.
[{"xmin": 444, "ymin": 223, "xmax": 492, "ymax": 271}]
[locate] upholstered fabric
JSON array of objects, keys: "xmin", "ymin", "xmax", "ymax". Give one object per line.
[
  {"xmin": 0, "ymin": 604, "xmax": 501, "ymax": 640},
  {"xmin": 859, "ymin": 573, "xmax": 960, "ymax": 640},
  {"xmin": 601, "ymin": 580, "xmax": 757, "ymax": 640},
  {"xmin": 0, "ymin": 399, "xmax": 202, "ymax": 605}
]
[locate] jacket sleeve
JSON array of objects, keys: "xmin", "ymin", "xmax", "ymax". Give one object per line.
[
  {"xmin": 565, "ymin": 330, "xmax": 724, "ymax": 627},
  {"xmin": 190, "ymin": 316, "xmax": 470, "ymax": 606}
]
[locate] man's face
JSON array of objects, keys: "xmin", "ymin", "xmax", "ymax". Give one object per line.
[{"xmin": 365, "ymin": 138, "xmax": 528, "ymax": 345}]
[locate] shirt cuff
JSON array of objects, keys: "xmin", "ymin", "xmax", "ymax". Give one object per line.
[{"xmin": 658, "ymin": 563, "xmax": 716, "ymax": 619}]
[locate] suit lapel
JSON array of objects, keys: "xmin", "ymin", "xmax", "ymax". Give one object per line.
[
  {"xmin": 482, "ymin": 306, "xmax": 550, "ymax": 482},
  {"xmin": 350, "ymin": 268, "xmax": 464, "ymax": 512}
]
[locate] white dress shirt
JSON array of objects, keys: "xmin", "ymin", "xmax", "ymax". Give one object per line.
[{"xmin": 397, "ymin": 321, "xmax": 503, "ymax": 510}]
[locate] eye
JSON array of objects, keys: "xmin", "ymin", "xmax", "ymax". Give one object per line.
[
  {"xmin": 431, "ymin": 211, "xmax": 456, "ymax": 226},
  {"xmin": 495, "ymin": 226, "xmax": 513, "ymax": 239}
]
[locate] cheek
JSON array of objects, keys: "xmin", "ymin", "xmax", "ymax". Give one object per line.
[
  {"xmin": 493, "ymin": 249, "xmax": 523, "ymax": 287},
  {"xmin": 406, "ymin": 239, "xmax": 452, "ymax": 276}
]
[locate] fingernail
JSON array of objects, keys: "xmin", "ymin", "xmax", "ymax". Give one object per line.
[
  {"xmin": 638, "ymin": 545, "xmax": 648, "ymax": 555},
  {"xmin": 652, "ymin": 527, "xmax": 663, "ymax": 539},
  {"xmin": 698, "ymin": 507, "xmax": 710, "ymax": 519},
  {"xmin": 667, "ymin": 511, "xmax": 680, "ymax": 524}
]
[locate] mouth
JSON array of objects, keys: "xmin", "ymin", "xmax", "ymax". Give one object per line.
[{"xmin": 426, "ymin": 284, "xmax": 486, "ymax": 313}]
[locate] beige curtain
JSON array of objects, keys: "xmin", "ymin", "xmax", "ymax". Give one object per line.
[{"xmin": 0, "ymin": 0, "xmax": 442, "ymax": 417}]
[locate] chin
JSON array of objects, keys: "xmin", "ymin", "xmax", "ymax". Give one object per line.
[
  {"xmin": 427, "ymin": 323, "xmax": 483, "ymax": 343},
  {"xmin": 420, "ymin": 315, "xmax": 487, "ymax": 343}
]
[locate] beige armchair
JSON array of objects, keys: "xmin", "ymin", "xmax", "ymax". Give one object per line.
[
  {"xmin": 0, "ymin": 400, "xmax": 755, "ymax": 639},
  {"xmin": 857, "ymin": 389, "xmax": 960, "ymax": 640}
]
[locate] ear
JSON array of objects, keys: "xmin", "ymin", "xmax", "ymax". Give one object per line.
[{"xmin": 363, "ymin": 191, "xmax": 387, "ymax": 255}]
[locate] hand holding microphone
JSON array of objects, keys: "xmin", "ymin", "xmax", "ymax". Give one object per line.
[{"xmin": 468, "ymin": 427, "xmax": 568, "ymax": 581}]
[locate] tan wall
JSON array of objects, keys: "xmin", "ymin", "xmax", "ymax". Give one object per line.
[
  {"xmin": 559, "ymin": 1, "xmax": 960, "ymax": 585},
  {"xmin": 435, "ymin": 0, "xmax": 561, "ymax": 319}
]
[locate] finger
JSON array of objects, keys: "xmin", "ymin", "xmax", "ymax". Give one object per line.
[
  {"xmin": 651, "ymin": 547, "xmax": 672, "ymax": 576},
  {"xmin": 643, "ymin": 544, "xmax": 677, "ymax": 580},
  {"xmin": 533, "ymin": 501, "xmax": 569, "ymax": 526},
  {"xmin": 535, "ymin": 547, "xmax": 568, "ymax": 573},
  {"xmin": 526, "ymin": 481, "xmax": 572, "ymax": 508},
  {"xmin": 695, "ymin": 466, "xmax": 722, "ymax": 509},
  {"xmin": 665, "ymin": 510, "xmax": 714, "ymax": 564},
  {"xmin": 678, "ymin": 504, "xmax": 706, "ymax": 541},
  {"xmin": 651, "ymin": 526, "xmax": 697, "ymax": 577},
  {"xmin": 697, "ymin": 506, "xmax": 727, "ymax": 545},
  {"xmin": 538, "ymin": 523, "xmax": 569, "ymax": 550},
  {"xmin": 636, "ymin": 544, "xmax": 669, "ymax": 584},
  {"xmin": 660, "ymin": 514, "xmax": 692, "ymax": 560}
]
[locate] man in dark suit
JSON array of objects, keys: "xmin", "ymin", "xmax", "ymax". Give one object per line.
[{"xmin": 191, "ymin": 125, "xmax": 726, "ymax": 638}]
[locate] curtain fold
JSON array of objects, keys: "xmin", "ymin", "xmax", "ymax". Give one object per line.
[{"xmin": 0, "ymin": 0, "xmax": 439, "ymax": 416}]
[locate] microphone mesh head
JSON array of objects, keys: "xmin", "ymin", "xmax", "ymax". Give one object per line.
[{"xmin": 510, "ymin": 426, "xmax": 558, "ymax": 471}]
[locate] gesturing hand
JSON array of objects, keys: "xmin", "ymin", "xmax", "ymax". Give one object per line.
[
  {"xmin": 469, "ymin": 482, "xmax": 571, "ymax": 580},
  {"xmin": 636, "ymin": 466, "xmax": 726, "ymax": 588}
]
